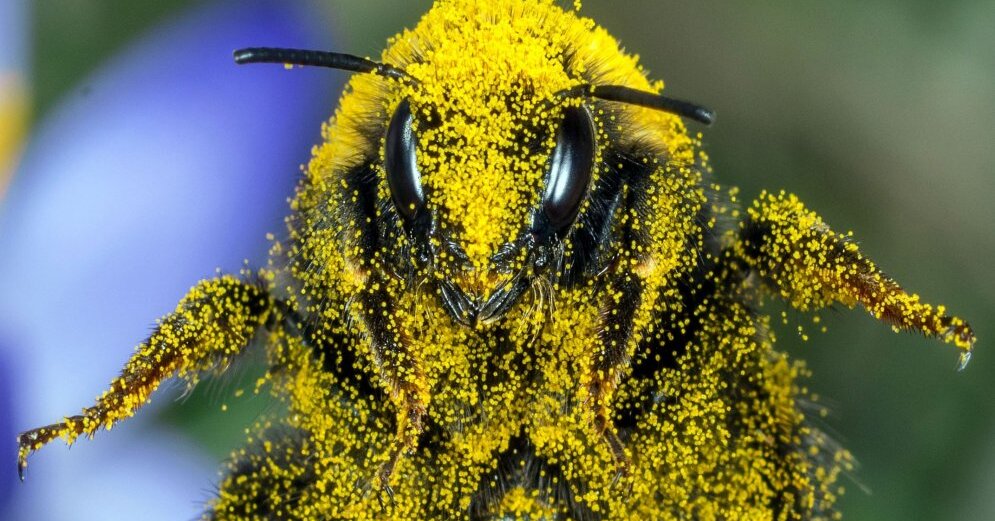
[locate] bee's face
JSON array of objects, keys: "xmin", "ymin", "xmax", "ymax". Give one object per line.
[
  {"xmin": 309, "ymin": 2, "xmax": 699, "ymax": 330},
  {"xmin": 383, "ymin": 98, "xmax": 597, "ymax": 325},
  {"xmin": 375, "ymin": 13, "xmax": 597, "ymax": 326}
]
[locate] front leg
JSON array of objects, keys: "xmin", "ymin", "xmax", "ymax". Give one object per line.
[
  {"xmin": 352, "ymin": 272, "xmax": 429, "ymax": 505},
  {"xmin": 732, "ymin": 190, "xmax": 975, "ymax": 365},
  {"xmin": 17, "ymin": 275, "xmax": 276, "ymax": 479},
  {"xmin": 587, "ymin": 269, "xmax": 644, "ymax": 479}
]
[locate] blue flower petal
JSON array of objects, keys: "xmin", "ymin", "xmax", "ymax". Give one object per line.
[{"xmin": 0, "ymin": 1, "xmax": 340, "ymax": 518}]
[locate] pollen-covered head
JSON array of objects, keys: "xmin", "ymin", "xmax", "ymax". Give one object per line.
[
  {"xmin": 380, "ymin": 0, "xmax": 588, "ymax": 282},
  {"xmin": 362, "ymin": 0, "xmax": 616, "ymax": 332},
  {"xmin": 305, "ymin": 0, "xmax": 698, "ymax": 326}
]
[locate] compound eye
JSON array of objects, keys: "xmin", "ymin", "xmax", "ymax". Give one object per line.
[
  {"xmin": 541, "ymin": 105, "xmax": 596, "ymax": 235},
  {"xmin": 385, "ymin": 99, "xmax": 425, "ymax": 221}
]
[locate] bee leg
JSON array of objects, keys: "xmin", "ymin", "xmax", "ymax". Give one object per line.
[
  {"xmin": 372, "ymin": 391, "xmax": 425, "ymax": 511},
  {"xmin": 732, "ymin": 190, "xmax": 975, "ymax": 365},
  {"xmin": 586, "ymin": 273, "xmax": 643, "ymax": 483},
  {"xmin": 595, "ymin": 413, "xmax": 630, "ymax": 486},
  {"xmin": 354, "ymin": 278, "xmax": 428, "ymax": 505},
  {"xmin": 17, "ymin": 275, "xmax": 277, "ymax": 480}
]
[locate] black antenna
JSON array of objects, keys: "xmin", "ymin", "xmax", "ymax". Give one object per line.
[
  {"xmin": 233, "ymin": 47, "xmax": 415, "ymax": 83},
  {"xmin": 562, "ymin": 84, "xmax": 715, "ymax": 125}
]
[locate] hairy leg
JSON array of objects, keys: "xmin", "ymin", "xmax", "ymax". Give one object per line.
[
  {"xmin": 730, "ymin": 190, "xmax": 975, "ymax": 364},
  {"xmin": 587, "ymin": 271, "xmax": 643, "ymax": 479},
  {"xmin": 351, "ymin": 272, "xmax": 428, "ymax": 506},
  {"xmin": 17, "ymin": 275, "xmax": 276, "ymax": 479}
]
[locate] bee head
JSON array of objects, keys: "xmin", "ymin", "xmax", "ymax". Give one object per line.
[
  {"xmin": 234, "ymin": 5, "xmax": 711, "ymax": 328},
  {"xmin": 382, "ymin": 92, "xmax": 596, "ymax": 326}
]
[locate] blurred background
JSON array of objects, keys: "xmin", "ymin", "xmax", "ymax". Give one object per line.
[{"xmin": 0, "ymin": 0, "xmax": 991, "ymax": 519}]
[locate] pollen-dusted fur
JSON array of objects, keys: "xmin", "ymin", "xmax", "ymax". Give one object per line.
[{"xmin": 17, "ymin": 1, "xmax": 975, "ymax": 520}]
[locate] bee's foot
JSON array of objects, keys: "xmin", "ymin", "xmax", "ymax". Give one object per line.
[
  {"xmin": 16, "ymin": 419, "xmax": 82, "ymax": 482},
  {"xmin": 354, "ymin": 459, "xmax": 399, "ymax": 511},
  {"xmin": 610, "ymin": 459, "xmax": 632, "ymax": 492}
]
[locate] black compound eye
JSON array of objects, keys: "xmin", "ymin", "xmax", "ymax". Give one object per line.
[
  {"xmin": 385, "ymin": 99, "xmax": 425, "ymax": 221},
  {"xmin": 540, "ymin": 105, "xmax": 596, "ymax": 235}
]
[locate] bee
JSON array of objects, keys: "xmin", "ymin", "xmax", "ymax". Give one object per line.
[{"xmin": 17, "ymin": 1, "xmax": 975, "ymax": 519}]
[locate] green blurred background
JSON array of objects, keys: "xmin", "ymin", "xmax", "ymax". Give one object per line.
[{"xmin": 20, "ymin": 0, "xmax": 995, "ymax": 519}]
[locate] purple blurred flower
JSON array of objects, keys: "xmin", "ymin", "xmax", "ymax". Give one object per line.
[
  {"xmin": 0, "ymin": 0, "xmax": 29, "ymax": 512},
  {"xmin": 0, "ymin": 1, "xmax": 339, "ymax": 519},
  {"xmin": 0, "ymin": 348, "xmax": 16, "ymax": 514}
]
